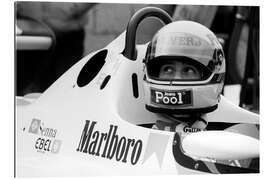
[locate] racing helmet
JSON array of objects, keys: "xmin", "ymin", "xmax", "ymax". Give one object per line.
[{"xmin": 143, "ymin": 21, "xmax": 225, "ymax": 114}]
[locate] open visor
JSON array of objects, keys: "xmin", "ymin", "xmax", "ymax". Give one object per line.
[{"xmin": 146, "ymin": 56, "xmax": 212, "ymax": 81}]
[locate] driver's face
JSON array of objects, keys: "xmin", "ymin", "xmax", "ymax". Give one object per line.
[{"xmin": 159, "ymin": 61, "xmax": 201, "ymax": 80}]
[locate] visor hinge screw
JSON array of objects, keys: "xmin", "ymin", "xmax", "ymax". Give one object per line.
[{"xmin": 194, "ymin": 163, "xmax": 199, "ymax": 169}]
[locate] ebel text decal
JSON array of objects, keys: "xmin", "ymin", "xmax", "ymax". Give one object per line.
[
  {"xmin": 77, "ymin": 120, "xmax": 143, "ymax": 165},
  {"xmin": 35, "ymin": 138, "xmax": 62, "ymax": 154},
  {"xmin": 29, "ymin": 118, "xmax": 62, "ymax": 154}
]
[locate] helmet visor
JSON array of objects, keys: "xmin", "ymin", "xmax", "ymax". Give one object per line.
[
  {"xmin": 146, "ymin": 32, "xmax": 219, "ymax": 67},
  {"xmin": 146, "ymin": 56, "xmax": 212, "ymax": 81}
]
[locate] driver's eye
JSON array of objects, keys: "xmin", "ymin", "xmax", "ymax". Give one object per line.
[
  {"xmin": 162, "ymin": 65, "xmax": 175, "ymax": 75},
  {"xmin": 182, "ymin": 66, "xmax": 197, "ymax": 75}
]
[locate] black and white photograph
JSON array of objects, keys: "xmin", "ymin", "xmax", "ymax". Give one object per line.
[{"xmin": 13, "ymin": 0, "xmax": 260, "ymax": 178}]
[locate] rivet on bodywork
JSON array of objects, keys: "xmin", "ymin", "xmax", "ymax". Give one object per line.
[{"xmin": 194, "ymin": 163, "xmax": 199, "ymax": 169}]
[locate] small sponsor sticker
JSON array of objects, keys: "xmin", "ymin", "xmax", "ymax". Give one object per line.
[
  {"xmin": 28, "ymin": 119, "xmax": 41, "ymax": 134},
  {"xmin": 183, "ymin": 126, "xmax": 202, "ymax": 133},
  {"xmin": 28, "ymin": 118, "xmax": 62, "ymax": 154},
  {"xmin": 35, "ymin": 138, "xmax": 62, "ymax": 154},
  {"xmin": 151, "ymin": 89, "xmax": 192, "ymax": 106},
  {"xmin": 51, "ymin": 139, "xmax": 62, "ymax": 154}
]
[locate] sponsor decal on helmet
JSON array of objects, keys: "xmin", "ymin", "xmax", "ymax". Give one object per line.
[
  {"xmin": 169, "ymin": 35, "xmax": 202, "ymax": 47},
  {"xmin": 28, "ymin": 119, "xmax": 62, "ymax": 154},
  {"xmin": 151, "ymin": 88, "xmax": 192, "ymax": 106},
  {"xmin": 77, "ymin": 120, "xmax": 143, "ymax": 165},
  {"xmin": 157, "ymin": 33, "xmax": 203, "ymax": 47},
  {"xmin": 207, "ymin": 49, "xmax": 224, "ymax": 72},
  {"xmin": 213, "ymin": 49, "xmax": 224, "ymax": 71}
]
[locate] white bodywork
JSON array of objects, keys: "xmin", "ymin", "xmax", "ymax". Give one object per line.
[{"xmin": 16, "ymin": 32, "xmax": 259, "ymax": 177}]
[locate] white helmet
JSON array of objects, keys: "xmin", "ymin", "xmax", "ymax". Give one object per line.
[{"xmin": 143, "ymin": 21, "xmax": 225, "ymax": 114}]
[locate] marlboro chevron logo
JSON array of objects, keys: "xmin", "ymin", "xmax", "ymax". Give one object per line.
[{"xmin": 76, "ymin": 120, "xmax": 143, "ymax": 165}]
